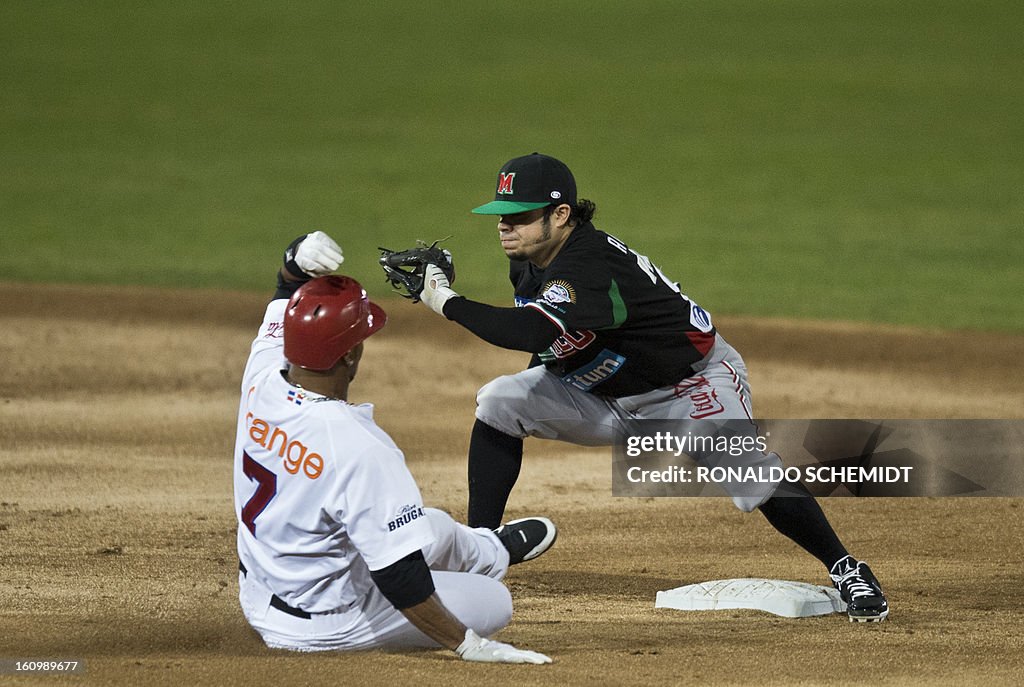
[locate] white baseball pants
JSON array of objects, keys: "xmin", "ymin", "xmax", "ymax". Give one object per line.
[{"xmin": 239, "ymin": 508, "xmax": 512, "ymax": 651}]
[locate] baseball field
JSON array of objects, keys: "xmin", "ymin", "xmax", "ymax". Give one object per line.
[{"xmin": 2, "ymin": 1, "xmax": 1022, "ymax": 685}]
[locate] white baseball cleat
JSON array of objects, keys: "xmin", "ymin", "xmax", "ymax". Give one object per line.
[{"xmin": 495, "ymin": 517, "xmax": 558, "ymax": 565}]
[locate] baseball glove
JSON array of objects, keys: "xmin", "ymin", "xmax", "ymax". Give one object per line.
[{"xmin": 379, "ymin": 240, "xmax": 455, "ymax": 302}]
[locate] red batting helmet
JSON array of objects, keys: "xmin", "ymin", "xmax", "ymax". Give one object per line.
[{"xmin": 284, "ymin": 276, "xmax": 387, "ymax": 370}]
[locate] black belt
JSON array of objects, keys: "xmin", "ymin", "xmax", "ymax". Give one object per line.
[{"xmin": 238, "ymin": 560, "xmax": 312, "ymax": 620}]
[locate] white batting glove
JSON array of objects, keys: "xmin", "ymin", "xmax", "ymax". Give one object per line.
[
  {"xmin": 456, "ymin": 629, "xmax": 552, "ymax": 665},
  {"xmin": 294, "ymin": 231, "xmax": 344, "ymax": 277},
  {"xmin": 420, "ymin": 263, "xmax": 458, "ymax": 316}
]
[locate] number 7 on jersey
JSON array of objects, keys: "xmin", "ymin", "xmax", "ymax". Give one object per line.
[{"xmin": 241, "ymin": 452, "xmax": 277, "ymax": 537}]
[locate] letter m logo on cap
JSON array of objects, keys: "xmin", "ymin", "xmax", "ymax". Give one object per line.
[{"xmin": 497, "ymin": 172, "xmax": 515, "ymax": 195}]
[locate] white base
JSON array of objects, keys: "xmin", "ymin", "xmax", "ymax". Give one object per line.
[{"xmin": 655, "ymin": 578, "xmax": 846, "ymax": 618}]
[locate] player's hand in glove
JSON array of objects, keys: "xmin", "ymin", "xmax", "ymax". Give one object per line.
[
  {"xmin": 291, "ymin": 230, "xmax": 344, "ymax": 277},
  {"xmin": 378, "ymin": 240, "xmax": 455, "ymax": 304},
  {"xmin": 456, "ymin": 629, "xmax": 552, "ymax": 665},
  {"xmin": 420, "ymin": 263, "xmax": 458, "ymax": 316}
]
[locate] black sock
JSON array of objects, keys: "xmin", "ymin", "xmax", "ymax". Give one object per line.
[
  {"xmin": 467, "ymin": 420, "xmax": 524, "ymax": 529},
  {"xmin": 757, "ymin": 481, "xmax": 849, "ymax": 571}
]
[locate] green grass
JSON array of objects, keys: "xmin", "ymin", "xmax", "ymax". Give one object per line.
[{"xmin": 1, "ymin": 1, "xmax": 1021, "ymax": 331}]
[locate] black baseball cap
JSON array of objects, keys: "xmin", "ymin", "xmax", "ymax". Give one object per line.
[{"xmin": 471, "ymin": 153, "xmax": 577, "ymax": 215}]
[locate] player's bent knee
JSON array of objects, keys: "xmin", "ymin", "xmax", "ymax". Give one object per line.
[
  {"xmin": 434, "ymin": 572, "xmax": 513, "ymax": 637},
  {"xmin": 730, "ymin": 451, "xmax": 784, "ymax": 513},
  {"xmin": 472, "ymin": 579, "xmax": 513, "ymax": 636},
  {"xmin": 475, "ymin": 376, "xmax": 530, "ymax": 437},
  {"xmin": 732, "ymin": 493, "xmax": 771, "ymax": 513}
]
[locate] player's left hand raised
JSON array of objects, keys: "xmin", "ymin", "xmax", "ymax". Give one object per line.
[{"xmin": 294, "ymin": 231, "xmax": 344, "ymax": 277}]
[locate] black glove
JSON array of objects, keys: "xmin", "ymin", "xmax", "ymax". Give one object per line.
[{"xmin": 378, "ymin": 240, "xmax": 455, "ymax": 303}]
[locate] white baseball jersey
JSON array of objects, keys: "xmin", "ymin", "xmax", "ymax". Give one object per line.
[{"xmin": 233, "ymin": 299, "xmax": 435, "ymax": 614}]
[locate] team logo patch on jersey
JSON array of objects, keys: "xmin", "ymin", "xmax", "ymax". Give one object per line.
[
  {"xmin": 544, "ymin": 329, "xmax": 597, "ymax": 360},
  {"xmin": 561, "ymin": 349, "xmax": 627, "ymax": 392},
  {"xmin": 539, "ymin": 279, "xmax": 576, "ymax": 306},
  {"xmin": 689, "ymin": 303, "xmax": 714, "ymax": 333},
  {"xmin": 388, "ymin": 504, "xmax": 426, "ymax": 532},
  {"xmin": 287, "ymin": 389, "xmax": 306, "ymax": 406}
]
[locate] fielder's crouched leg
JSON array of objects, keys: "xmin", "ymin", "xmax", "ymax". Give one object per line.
[
  {"xmin": 475, "ymin": 367, "xmax": 621, "ymax": 445},
  {"xmin": 470, "ymin": 368, "xmax": 624, "ymax": 527}
]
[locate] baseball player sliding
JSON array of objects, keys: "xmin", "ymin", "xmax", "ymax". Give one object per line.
[
  {"xmin": 391, "ymin": 153, "xmax": 889, "ymax": 622},
  {"xmin": 233, "ymin": 231, "xmax": 556, "ymax": 661}
]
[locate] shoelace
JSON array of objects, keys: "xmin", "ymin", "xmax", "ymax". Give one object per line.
[{"xmin": 831, "ymin": 565, "xmax": 877, "ymax": 600}]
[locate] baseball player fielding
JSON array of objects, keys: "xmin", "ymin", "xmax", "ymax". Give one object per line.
[{"xmin": 397, "ymin": 153, "xmax": 889, "ymax": 623}]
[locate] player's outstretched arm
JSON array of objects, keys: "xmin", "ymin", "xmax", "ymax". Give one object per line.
[
  {"xmin": 377, "ymin": 245, "xmax": 561, "ymax": 352},
  {"xmin": 400, "ymin": 595, "xmax": 551, "ymax": 664}
]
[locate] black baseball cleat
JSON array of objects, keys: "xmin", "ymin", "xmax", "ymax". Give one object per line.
[
  {"xmin": 829, "ymin": 556, "xmax": 889, "ymax": 622},
  {"xmin": 495, "ymin": 517, "xmax": 557, "ymax": 565}
]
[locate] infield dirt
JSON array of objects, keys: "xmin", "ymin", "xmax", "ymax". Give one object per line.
[{"xmin": 2, "ymin": 284, "xmax": 1022, "ymax": 686}]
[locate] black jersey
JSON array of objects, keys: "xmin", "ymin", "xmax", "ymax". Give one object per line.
[{"xmin": 510, "ymin": 222, "xmax": 716, "ymax": 397}]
